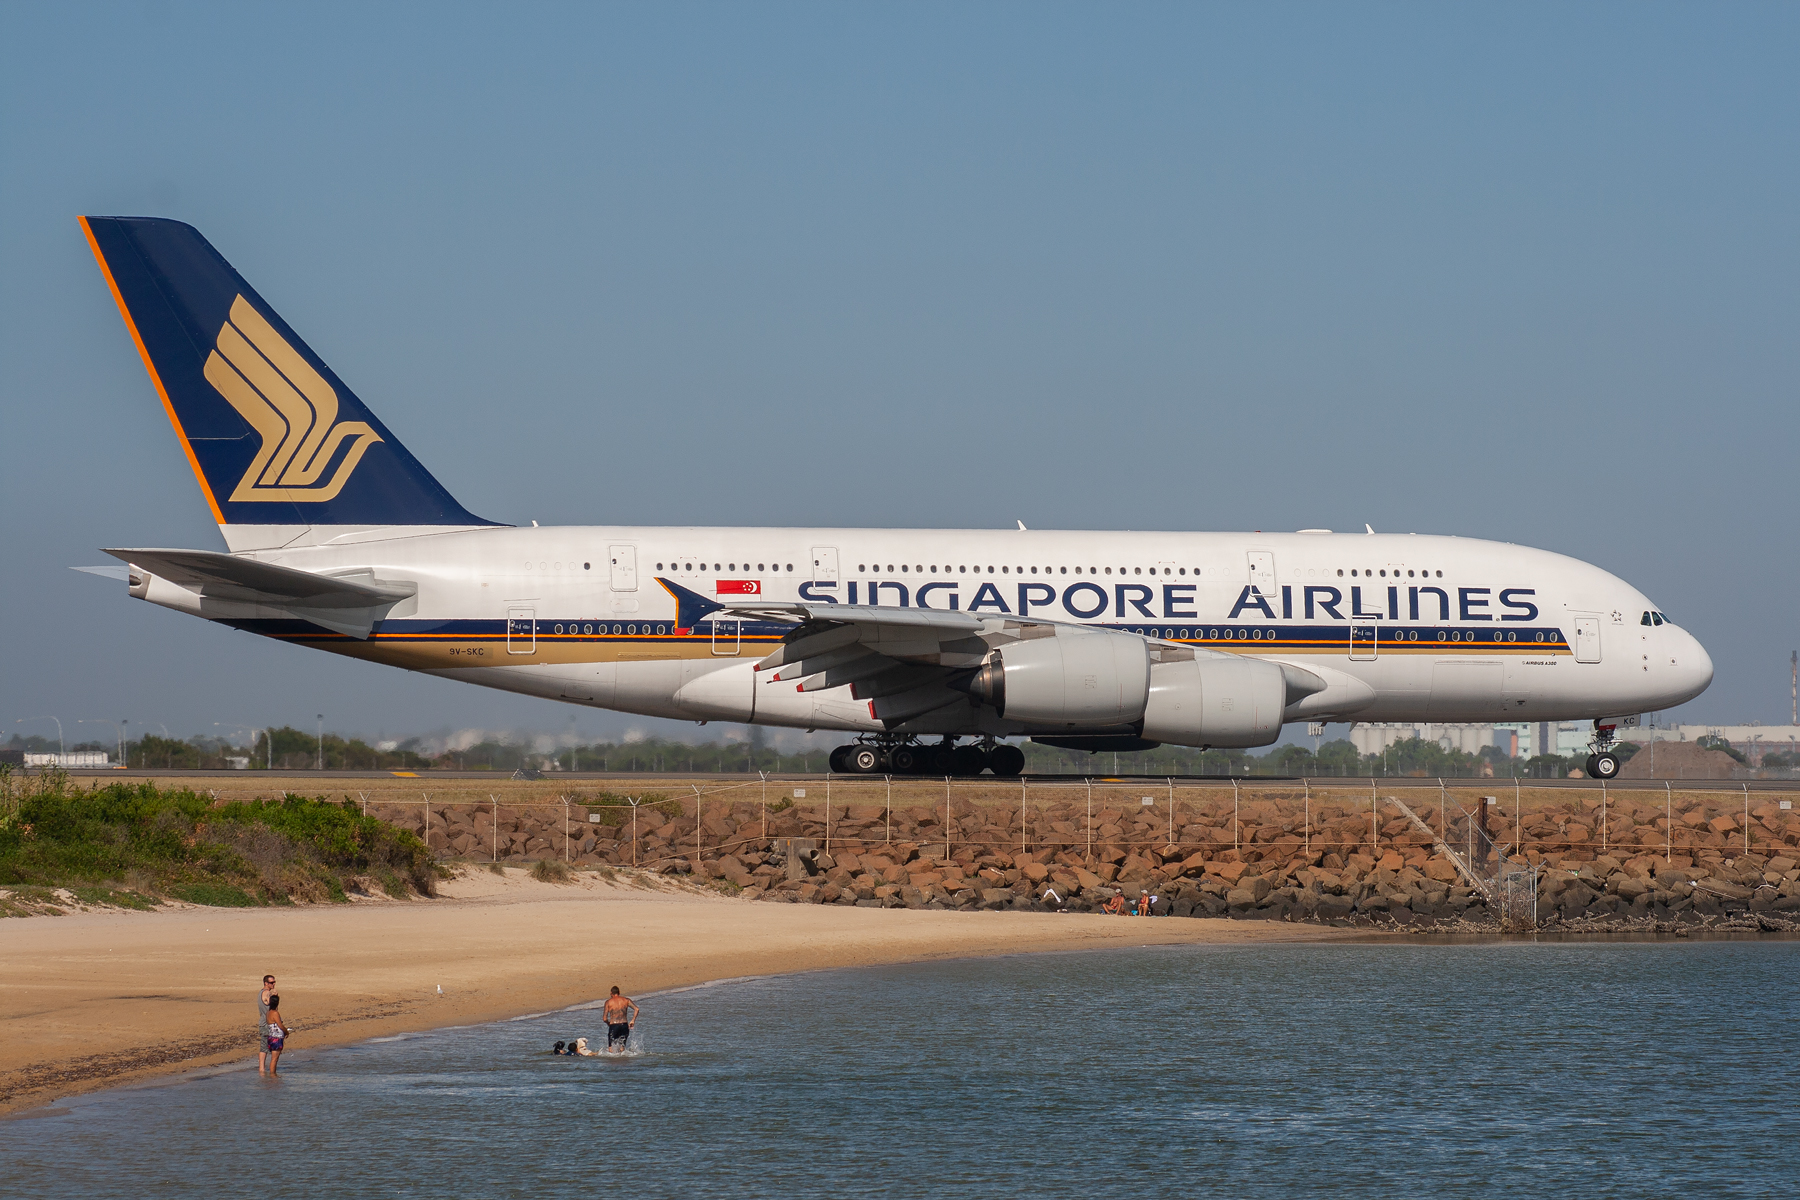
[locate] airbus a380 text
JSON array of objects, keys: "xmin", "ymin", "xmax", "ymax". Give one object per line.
[{"xmin": 77, "ymin": 217, "xmax": 1713, "ymax": 778}]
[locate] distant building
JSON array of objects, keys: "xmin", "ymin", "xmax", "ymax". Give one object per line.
[
  {"xmin": 1620, "ymin": 723, "xmax": 1800, "ymax": 767},
  {"xmin": 22, "ymin": 752, "xmax": 112, "ymax": 768}
]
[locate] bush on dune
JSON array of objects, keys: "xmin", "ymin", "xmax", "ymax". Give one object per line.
[{"xmin": 0, "ymin": 770, "xmax": 436, "ymax": 907}]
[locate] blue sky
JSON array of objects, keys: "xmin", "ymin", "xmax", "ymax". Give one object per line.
[{"xmin": 2, "ymin": 2, "xmax": 1795, "ymax": 747}]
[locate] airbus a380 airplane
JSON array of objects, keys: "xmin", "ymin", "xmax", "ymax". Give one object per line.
[{"xmin": 78, "ymin": 217, "xmax": 1713, "ymax": 779}]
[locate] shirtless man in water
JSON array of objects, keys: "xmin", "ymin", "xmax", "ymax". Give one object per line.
[{"xmin": 601, "ymin": 986, "xmax": 638, "ymax": 1052}]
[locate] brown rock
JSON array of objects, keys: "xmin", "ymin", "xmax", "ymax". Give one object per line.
[
  {"xmin": 1214, "ymin": 861, "xmax": 1249, "ymax": 884},
  {"xmin": 1377, "ymin": 851, "xmax": 1404, "ymax": 873},
  {"xmin": 1022, "ymin": 862, "xmax": 1049, "ymax": 883}
]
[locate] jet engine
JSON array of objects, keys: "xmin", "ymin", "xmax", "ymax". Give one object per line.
[{"xmin": 960, "ymin": 627, "xmax": 1150, "ymax": 727}]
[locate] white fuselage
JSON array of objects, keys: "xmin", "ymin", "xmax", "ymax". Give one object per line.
[{"xmin": 155, "ymin": 526, "xmax": 1711, "ymax": 742}]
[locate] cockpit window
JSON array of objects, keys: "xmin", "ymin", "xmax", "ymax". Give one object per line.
[
  {"xmin": 1642, "ymin": 611, "xmax": 1653, "ymax": 626},
  {"xmin": 1653, "ymin": 611, "xmax": 1667, "ymax": 625}
]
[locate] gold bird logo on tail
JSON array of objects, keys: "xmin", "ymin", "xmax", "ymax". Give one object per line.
[{"xmin": 204, "ymin": 296, "xmax": 382, "ymax": 502}]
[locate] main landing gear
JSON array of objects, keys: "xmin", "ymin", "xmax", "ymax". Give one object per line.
[
  {"xmin": 1584, "ymin": 719, "xmax": 1622, "ymax": 779},
  {"xmin": 827, "ymin": 737, "xmax": 1025, "ymax": 777}
]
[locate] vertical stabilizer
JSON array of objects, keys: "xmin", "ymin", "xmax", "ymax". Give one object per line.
[{"xmin": 80, "ymin": 216, "xmax": 496, "ymax": 545}]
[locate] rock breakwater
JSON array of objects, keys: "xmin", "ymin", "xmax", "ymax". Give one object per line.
[{"xmin": 377, "ymin": 784, "xmax": 1800, "ymax": 932}]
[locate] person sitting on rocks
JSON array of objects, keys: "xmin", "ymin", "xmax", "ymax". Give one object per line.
[{"xmin": 1102, "ymin": 892, "xmax": 1127, "ymax": 915}]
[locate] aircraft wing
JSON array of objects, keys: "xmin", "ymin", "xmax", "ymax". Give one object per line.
[
  {"xmin": 103, "ymin": 548, "xmax": 415, "ymax": 639},
  {"xmin": 656, "ymin": 576, "xmax": 1329, "ymax": 731},
  {"xmin": 660, "ymin": 576, "xmax": 1099, "ymax": 726}
]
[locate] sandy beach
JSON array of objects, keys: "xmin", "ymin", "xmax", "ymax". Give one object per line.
[{"xmin": 0, "ymin": 869, "xmax": 1350, "ymax": 1115}]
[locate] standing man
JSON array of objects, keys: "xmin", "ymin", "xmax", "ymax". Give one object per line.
[
  {"xmin": 602, "ymin": 986, "xmax": 638, "ymax": 1053},
  {"xmin": 258, "ymin": 974, "xmax": 276, "ymax": 1074}
]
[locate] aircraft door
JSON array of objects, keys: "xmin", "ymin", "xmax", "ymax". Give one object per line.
[
  {"xmin": 811, "ymin": 546, "xmax": 838, "ymax": 581},
  {"xmin": 608, "ymin": 545, "xmax": 637, "ymax": 591},
  {"xmin": 506, "ymin": 607, "xmax": 536, "ymax": 655},
  {"xmin": 1246, "ymin": 551, "xmax": 1276, "ymax": 597},
  {"xmin": 1574, "ymin": 616, "xmax": 1601, "ymax": 663},
  {"xmin": 711, "ymin": 618, "xmax": 740, "ymax": 656},
  {"xmin": 1350, "ymin": 617, "xmax": 1378, "ymax": 660}
]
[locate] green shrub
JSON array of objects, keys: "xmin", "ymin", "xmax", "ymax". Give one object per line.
[
  {"xmin": 0, "ymin": 776, "xmax": 436, "ymax": 907},
  {"xmin": 69, "ymin": 886, "xmax": 157, "ymax": 911},
  {"xmin": 170, "ymin": 883, "xmax": 259, "ymax": 907}
]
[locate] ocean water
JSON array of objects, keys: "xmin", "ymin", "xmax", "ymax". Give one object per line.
[{"xmin": 4, "ymin": 939, "xmax": 1796, "ymax": 1198}]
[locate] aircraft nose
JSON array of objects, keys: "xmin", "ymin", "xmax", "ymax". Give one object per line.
[{"xmin": 1680, "ymin": 629, "xmax": 1714, "ymax": 701}]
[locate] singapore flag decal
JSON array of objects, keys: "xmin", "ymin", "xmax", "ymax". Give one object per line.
[{"xmin": 715, "ymin": 579, "xmax": 761, "ymax": 595}]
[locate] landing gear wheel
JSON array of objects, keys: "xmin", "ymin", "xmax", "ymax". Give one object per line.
[
  {"xmin": 989, "ymin": 744, "xmax": 1026, "ymax": 777},
  {"xmin": 847, "ymin": 745, "xmax": 884, "ymax": 774},
  {"xmin": 828, "ymin": 746, "xmax": 852, "ymax": 774},
  {"xmin": 926, "ymin": 744, "xmax": 957, "ymax": 774},
  {"xmin": 889, "ymin": 745, "xmax": 921, "ymax": 774},
  {"xmin": 1588, "ymin": 752, "xmax": 1620, "ymax": 780},
  {"xmin": 952, "ymin": 745, "xmax": 988, "ymax": 776}
]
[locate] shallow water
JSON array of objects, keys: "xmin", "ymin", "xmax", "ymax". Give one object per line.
[{"xmin": 5, "ymin": 940, "xmax": 1796, "ymax": 1198}]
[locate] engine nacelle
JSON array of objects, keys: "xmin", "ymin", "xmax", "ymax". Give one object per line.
[
  {"xmin": 1140, "ymin": 655, "xmax": 1288, "ymax": 747},
  {"xmin": 962, "ymin": 628, "xmax": 1150, "ymax": 727}
]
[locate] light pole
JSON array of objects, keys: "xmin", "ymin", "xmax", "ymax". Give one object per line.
[
  {"xmin": 214, "ymin": 724, "xmax": 267, "ymax": 769},
  {"xmin": 16, "ymin": 716, "xmax": 63, "ymax": 758},
  {"xmin": 79, "ymin": 719, "xmax": 125, "ymax": 766},
  {"xmin": 316, "ymin": 714, "xmax": 324, "ymax": 770}
]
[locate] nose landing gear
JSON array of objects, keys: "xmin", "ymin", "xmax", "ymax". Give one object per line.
[
  {"xmin": 1586, "ymin": 752, "xmax": 1621, "ymax": 779},
  {"xmin": 1584, "ymin": 719, "xmax": 1623, "ymax": 779}
]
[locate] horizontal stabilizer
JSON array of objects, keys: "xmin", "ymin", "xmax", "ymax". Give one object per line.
[{"xmin": 104, "ymin": 547, "xmax": 414, "ymax": 639}]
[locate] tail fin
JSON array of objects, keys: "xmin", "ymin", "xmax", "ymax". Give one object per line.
[{"xmin": 80, "ymin": 216, "xmax": 495, "ymax": 539}]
